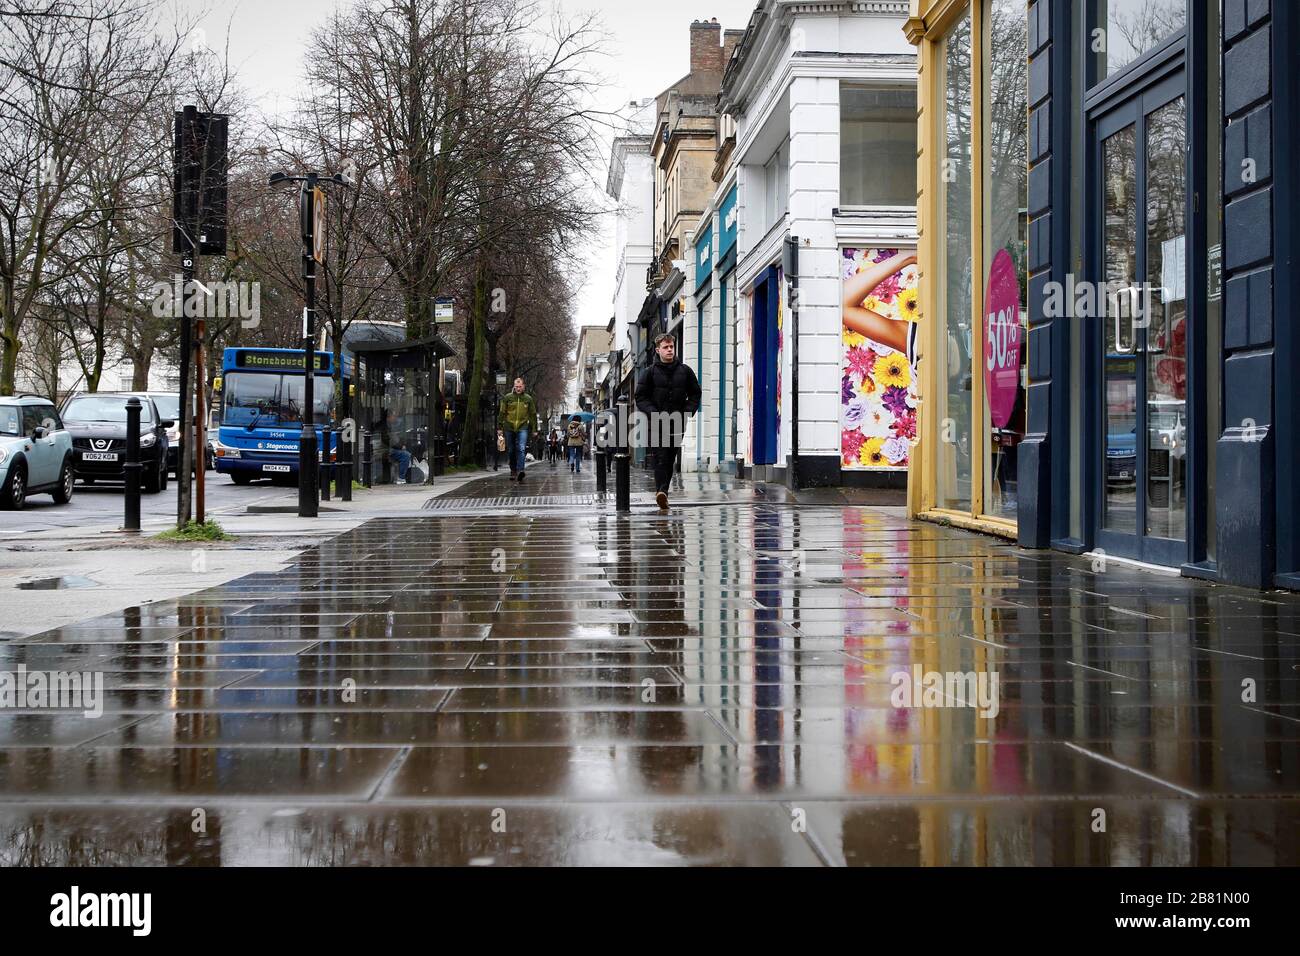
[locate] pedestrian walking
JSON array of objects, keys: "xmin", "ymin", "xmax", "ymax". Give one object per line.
[
  {"xmin": 566, "ymin": 415, "xmax": 586, "ymax": 474},
  {"xmin": 547, "ymin": 426, "xmax": 562, "ymax": 466},
  {"xmin": 497, "ymin": 377, "xmax": 538, "ymax": 482},
  {"xmin": 635, "ymin": 333, "xmax": 701, "ymax": 510}
]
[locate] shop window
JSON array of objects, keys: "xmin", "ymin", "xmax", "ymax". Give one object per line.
[
  {"xmin": 1090, "ymin": 0, "xmax": 1186, "ymax": 81},
  {"xmin": 840, "ymin": 85, "xmax": 918, "ymax": 207},
  {"xmin": 981, "ymin": 0, "xmax": 1028, "ymax": 522},
  {"xmin": 937, "ymin": 10, "xmax": 974, "ymax": 511}
]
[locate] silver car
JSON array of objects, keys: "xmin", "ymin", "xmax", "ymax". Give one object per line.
[{"xmin": 0, "ymin": 395, "xmax": 76, "ymax": 509}]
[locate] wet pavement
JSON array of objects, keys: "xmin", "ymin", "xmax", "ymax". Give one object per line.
[{"xmin": 1, "ymin": 461, "xmax": 1297, "ymax": 865}]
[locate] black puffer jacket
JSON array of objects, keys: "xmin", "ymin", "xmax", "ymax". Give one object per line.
[{"xmin": 636, "ymin": 357, "xmax": 702, "ymax": 417}]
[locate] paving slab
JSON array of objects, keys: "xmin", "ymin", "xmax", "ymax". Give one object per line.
[{"xmin": 0, "ymin": 466, "xmax": 1296, "ymax": 865}]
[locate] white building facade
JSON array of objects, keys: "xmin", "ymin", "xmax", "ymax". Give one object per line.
[
  {"xmin": 684, "ymin": 0, "xmax": 918, "ymax": 487},
  {"xmin": 605, "ymin": 109, "xmax": 656, "ymax": 400}
]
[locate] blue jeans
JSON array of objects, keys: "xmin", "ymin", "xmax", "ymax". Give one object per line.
[
  {"xmin": 390, "ymin": 448, "xmax": 411, "ymax": 481},
  {"xmin": 506, "ymin": 428, "xmax": 529, "ymax": 473},
  {"xmin": 568, "ymin": 446, "xmax": 582, "ymax": 472}
]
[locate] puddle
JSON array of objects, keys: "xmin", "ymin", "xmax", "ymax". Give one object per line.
[{"xmin": 16, "ymin": 575, "xmax": 100, "ymax": 590}]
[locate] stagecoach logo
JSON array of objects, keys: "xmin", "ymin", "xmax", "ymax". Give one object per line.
[{"xmin": 91, "ymin": 439, "xmax": 111, "ymax": 451}]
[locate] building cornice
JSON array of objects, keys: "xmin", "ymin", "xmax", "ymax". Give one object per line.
[
  {"xmin": 721, "ymin": 0, "xmax": 912, "ymax": 113},
  {"xmin": 606, "ymin": 134, "xmax": 652, "ymax": 199}
]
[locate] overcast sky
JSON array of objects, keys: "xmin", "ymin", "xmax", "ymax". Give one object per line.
[{"xmin": 191, "ymin": 0, "xmax": 759, "ymax": 345}]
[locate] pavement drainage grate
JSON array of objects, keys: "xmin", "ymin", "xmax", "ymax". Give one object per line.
[{"xmin": 424, "ymin": 494, "xmax": 612, "ymax": 510}]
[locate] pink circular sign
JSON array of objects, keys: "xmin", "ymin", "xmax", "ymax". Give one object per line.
[{"xmin": 983, "ymin": 248, "xmax": 1021, "ymax": 429}]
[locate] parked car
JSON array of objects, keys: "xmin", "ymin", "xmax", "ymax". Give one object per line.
[
  {"xmin": 0, "ymin": 395, "xmax": 75, "ymax": 509},
  {"xmin": 124, "ymin": 391, "xmax": 213, "ymax": 475},
  {"xmin": 60, "ymin": 392, "xmax": 170, "ymax": 493}
]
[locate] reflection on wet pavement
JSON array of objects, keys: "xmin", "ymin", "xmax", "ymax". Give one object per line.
[{"xmin": 1, "ymin": 469, "xmax": 1297, "ymax": 865}]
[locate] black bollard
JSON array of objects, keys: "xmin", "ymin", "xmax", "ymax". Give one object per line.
[
  {"xmin": 320, "ymin": 422, "xmax": 332, "ymax": 501},
  {"xmin": 595, "ymin": 447, "xmax": 607, "ymax": 493},
  {"xmin": 615, "ymin": 398, "xmax": 630, "ymax": 513},
  {"xmin": 123, "ymin": 396, "xmax": 142, "ymax": 532},
  {"xmin": 361, "ymin": 429, "xmax": 373, "ymax": 488},
  {"xmin": 298, "ymin": 418, "xmax": 318, "ymax": 518},
  {"xmin": 339, "ymin": 429, "xmax": 352, "ymax": 502}
]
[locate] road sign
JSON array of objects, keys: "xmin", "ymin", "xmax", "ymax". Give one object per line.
[{"xmin": 312, "ymin": 187, "xmax": 326, "ymax": 263}]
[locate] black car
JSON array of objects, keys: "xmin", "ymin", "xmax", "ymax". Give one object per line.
[
  {"xmin": 123, "ymin": 391, "xmax": 213, "ymax": 475},
  {"xmin": 60, "ymin": 393, "xmax": 171, "ymax": 493}
]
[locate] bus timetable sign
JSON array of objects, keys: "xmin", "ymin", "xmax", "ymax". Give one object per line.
[{"xmin": 236, "ymin": 350, "xmax": 327, "ymax": 372}]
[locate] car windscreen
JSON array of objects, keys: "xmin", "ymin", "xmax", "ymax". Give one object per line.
[
  {"xmin": 223, "ymin": 372, "xmax": 332, "ymax": 427},
  {"xmin": 149, "ymin": 394, "xmax": 181, "ymax": 421},
  {"xmin": 0, "ymin": 407, "xmax": 19, "ymax": 436},
  {"xmin": 63, "ymin": 395, "xmax": 154, "ymax": 423}
]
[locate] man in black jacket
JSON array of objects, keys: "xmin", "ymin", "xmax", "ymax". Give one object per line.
[{"xmin": 635, "ymin": 332, "xmax": 702, "ymax": 510}]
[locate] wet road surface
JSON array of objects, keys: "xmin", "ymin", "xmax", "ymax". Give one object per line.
[{"xmin": 1, "ymin": 463, "xmax": 1298, "ymax": 865}]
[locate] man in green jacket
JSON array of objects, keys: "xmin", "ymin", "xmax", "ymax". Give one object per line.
[{"xmin": 497, "ymin": 376, "xmax": 538, "ymax": 481}]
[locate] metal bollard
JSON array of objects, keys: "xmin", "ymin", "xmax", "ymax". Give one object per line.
[
  {"xmin": 595, "ymin": 448, "xmax": 607, "ymax": 494},
  {"xmin": 361, "ymin": 429, "xmax": 373, "ymax": 488},
  {"xmin": 297, "ymin": 420, "xmax": 318, "ymax": 519},
  {"xmin": 320, "ymin": 422, "xmax": 332, "ymax": 501},
  {"xmin": 339, "ymin": 434, "xmax": 352, "ymax": 502},
  {"xmin": 615, "ymin": 398, "xmax": 630, "ymax": 513},
  {"xmin": 123, "ymin": 396, "xmax": 142, "ymax": 532}
]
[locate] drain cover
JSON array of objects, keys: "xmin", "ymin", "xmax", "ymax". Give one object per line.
[{"xmin": 424, "ymin": 494, "xmax": 611, "ymax": 510}]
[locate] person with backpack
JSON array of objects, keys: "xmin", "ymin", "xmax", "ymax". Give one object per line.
[
  {"xmin": 496, "ymin": 377, "xmax": 538, "ymax": 482},
  {"xmin": 635, "ymin": 333, "xmax": 701, "ymax": 509},
  {"xmin": 566, "ymin": 415, "xmax": 587, "ymax": 473}
]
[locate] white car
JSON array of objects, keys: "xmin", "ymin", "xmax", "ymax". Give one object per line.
[{"xmin": 0, "ymin": 395, "xmax": 76, "ymax": 509}]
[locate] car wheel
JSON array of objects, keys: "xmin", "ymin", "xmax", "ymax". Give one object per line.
[
  {"xmin": 143, "ymin": 457, "xmax": 163, "ymax": 494},
  {"xmin": 232, "ymin": 472, "xmax": 253, "ymax": 485},
  {"xmin": 52, "ymin": 459, "xmax": 74, "ymax": 504},
  {"xmin": 2, "ymin": 463, "xmax": 26, "ymax": 510}
]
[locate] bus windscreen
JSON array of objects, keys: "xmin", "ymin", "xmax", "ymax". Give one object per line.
[{"xmin": 223, "ymin": 372, "xmax": 333, "ymax": 427}]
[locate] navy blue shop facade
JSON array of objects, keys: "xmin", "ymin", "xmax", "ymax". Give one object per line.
[{"xmin": 1018, "ymin": 0, "xmax": 1299, "ymax": 589}]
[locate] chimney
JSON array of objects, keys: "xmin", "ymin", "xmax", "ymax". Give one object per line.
[
  {"xmin": 689, "ymin": 18, "xmax": 723, "ymax": 76},
  {"xmin": 722, "ymin": 28, "xmax": 745, "ymax": 67}
]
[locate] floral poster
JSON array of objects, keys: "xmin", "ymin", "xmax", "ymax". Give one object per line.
[{"xmin": 840, "ymin": 248, "xmax": 920, "ymax": 470}]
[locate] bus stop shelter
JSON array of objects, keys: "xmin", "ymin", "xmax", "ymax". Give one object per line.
[{"xmin": 349, "ymin": 330, "xmax": 455, "ymax": 485}]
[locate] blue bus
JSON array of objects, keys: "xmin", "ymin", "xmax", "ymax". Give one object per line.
[{"xmin": 214, "ymin": 347, "xmax": 350, "ymax": 483}]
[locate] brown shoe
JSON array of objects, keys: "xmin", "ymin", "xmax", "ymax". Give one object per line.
[{"xmin": 656, "ymin": 491, "xmax": 668, "ymax": 510}]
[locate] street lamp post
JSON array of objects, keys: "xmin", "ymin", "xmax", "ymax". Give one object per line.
[{"xmin": 269, "ymin": 169, "xmax": 346, "ymax": 518}]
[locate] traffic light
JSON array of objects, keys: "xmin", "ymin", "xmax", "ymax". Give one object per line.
[{"xmin": 172, "ymin": 108, "xmax": 228, "ymax": 256}]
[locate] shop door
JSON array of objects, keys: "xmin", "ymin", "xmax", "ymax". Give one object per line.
[
  {"xmin": 751, "ymin": 266, "xmax": 779, "ymax": 465},
  {"xmin": 1093, "ymin": 71, "xmax": 1188, "ymax": 565}
]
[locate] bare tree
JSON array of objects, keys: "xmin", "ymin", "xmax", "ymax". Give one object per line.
[{"xmin": 0, "ymin": 0, "xmax": 194, "ymax": 394}]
